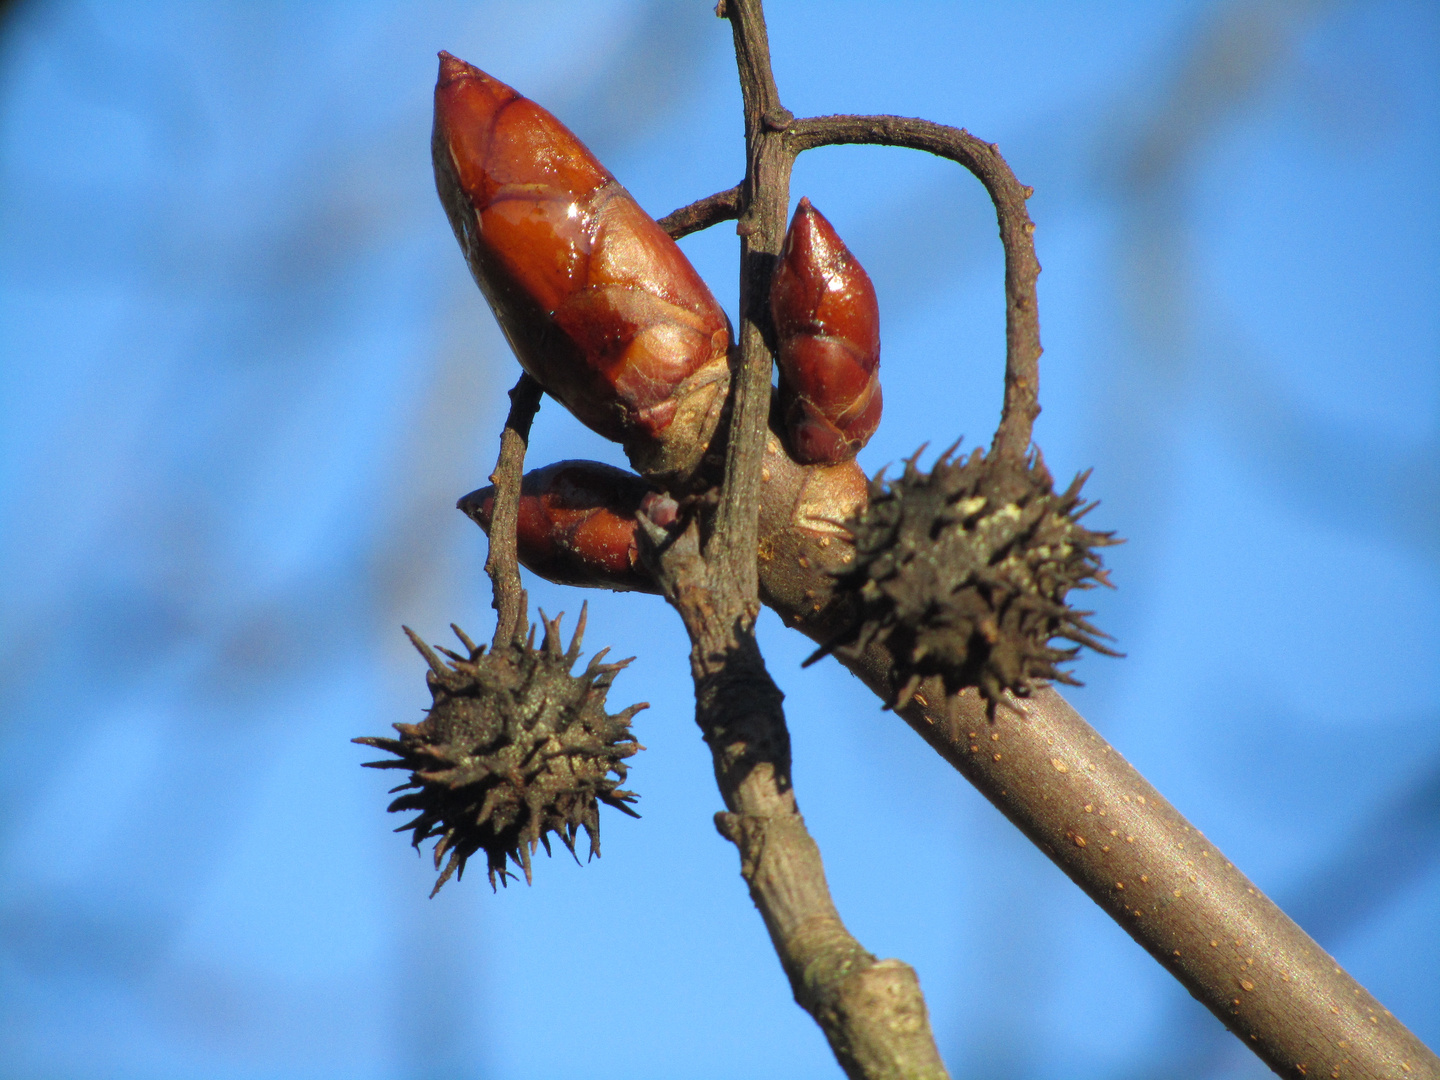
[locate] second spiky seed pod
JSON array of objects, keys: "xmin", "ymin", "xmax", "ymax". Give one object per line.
[
  {"xmin": 808, "ymin": 446, "xmax": 1118, "ymax": 711},
  {"xmin": 355, "ymin": 605, "xmax": 646, "ymax": 893}
]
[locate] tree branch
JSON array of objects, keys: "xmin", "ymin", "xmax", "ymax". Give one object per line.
[
  {"xmin": 640, "ymin": 514, "xmax": 947, "ymax": 1080},
  {"xmin": 748, "ymin": 440, "xmax": 1440, "ymax": 1079},
  {"xmin": 485, "ymin": 432, "xmax": 1440, "ymax": 1076},
  {"xmin": 786, "ymin": 114, "xmax": 1041, "ymax": 461},
  {"xmin": 715, "ymin": 0, "xmax": 787, "ymax": 590},
  {"xmin": 628, "ymin": 2, "xmax": 951, "ymax": 1077},
  {"xmin": 657, "ymin": 184, "xmax": 742, "ymax": 239},
  {"xmin": 481, "ymin": 373, "xmax": 542, "ymax": 646},
  {"xmin": 734, "ymin": 106, "xmax": 1436, "ymax": 1075},
  {"xmin": 463, "ymin": 11, "xmax": 1439, "ymax": 1079},
  {"xmin": 896, "ymin": 689, "xmax": 1435, "ymax": 1080}
]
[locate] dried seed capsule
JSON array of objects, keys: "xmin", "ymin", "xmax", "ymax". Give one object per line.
[
  {"xmin": 458, "ymin": 460, "xmax": 673, "ymax": 595},
  {"xmin": 355, "ymin": 606, "xmax": 646, "ymax": 893},
  {"xmin": 432, "ymin": 52, "xmax": 731, "ymax": 486},
  {"xmin": 807, "ymin": 445, "xmax": 1119, "ymax": 711},
  {"xmin": 770, "ymin": 198, "xmax": 882, "ymax": 464}
]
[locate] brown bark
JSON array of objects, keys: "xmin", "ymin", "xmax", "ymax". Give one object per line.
[
  {"xmin": 624, "ymin": 2, "xmax": 952, "ymax": 1076},
  {"xmin": 482, "ymin": 373, "xmax": 542, "ymax": 646},
  {"xmin": 745, "ymin": 426, "xmax": 1438, "ymax": 1078},
  {"xmin": 457, "ymin": 3, "xmax": 1439, "ymax": 1077}
]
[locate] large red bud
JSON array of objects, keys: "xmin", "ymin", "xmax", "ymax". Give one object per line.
[
  {"xmin": 769, "ymin": 198, "xmax": 882, "ymax": 465},
  {"xmin": 458, "ymin": 460, "xmax": 673, "ymax": 595},
  {"xmin": 433, "ymin": 53, "xmax": 731, "ymax": 486}
]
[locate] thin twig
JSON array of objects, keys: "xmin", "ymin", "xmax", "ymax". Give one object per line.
[
  {"xmin": 632, "ymin": 2, "xmax": 952, "ymax": 1077},
  {"xmin": 715, "ymin": 0, "xmax": 788, "ymax": 590},
  {"xmin": 639, "ymin": 516, "xmax": 949, "ymax": 1080},
  {"xmin": 657, "ymin": 184, "xmax": 742, "ymax": 239},
  {"xmin": 787, "ymin": 114, "xmax": 1042, "ymax": 461},
  {"xmin": 482, "ymin": 373, "xmax": 543, "ymax": 646}
]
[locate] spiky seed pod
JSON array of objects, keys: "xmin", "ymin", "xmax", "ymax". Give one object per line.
[
  {"xmin": 355, "ymin": 604, "xmax": 646, "ymax": 893},
  {"xmin": 807, "ymin": 445, "xmax": 1120, "ymax": 711}
]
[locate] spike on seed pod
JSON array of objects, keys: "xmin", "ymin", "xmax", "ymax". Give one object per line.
[
  {"xmin": 355, "ymin": 602, "xmax": 647, "ymax": 893},
  {"xmin": 806, "ymin": 444, "xmax": 1120, "ymax": 712}
]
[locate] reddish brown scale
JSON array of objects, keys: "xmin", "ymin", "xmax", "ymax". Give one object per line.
[
  {"xmin": 459, "ymin": 446, "xmax": 867, "ymax": 615},
  {"xmin": 432, "ymin": 53, "xmax": 731, "ymax": 485},
  {"xmin": 769, "ymin": 198, "xmax": 882, "ymax": 465},
  {"xmin": 458, "ymin": 460, "xmax": 674, "ymax": 595}
]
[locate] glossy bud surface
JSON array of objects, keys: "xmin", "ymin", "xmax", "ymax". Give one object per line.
[
  {"xmin": 458, "ymin": 460, "xmax": 671, "ymax": 595},
  {"xmin": 433, "ymin": 53, "xmax": 731, "ymax": 484},
  {"xmin": 769, "ymin": 198, "xmax": 882, "ymax": 464}
]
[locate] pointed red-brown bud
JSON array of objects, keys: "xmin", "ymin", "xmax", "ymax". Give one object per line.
[
  {"xmin": 433, "ymin": 53, "xmax": 731, "ymax": 486},
  {"xmin": 769, "ymin": 198, "xmax": 882, "ymax": 465},
  {"xmin": 458, "ymin": 460, "xmax": 673, "ymax": 595},
  {"xmin": 455, "ymin": 443, "xmax": 869, "ymax": 645}
]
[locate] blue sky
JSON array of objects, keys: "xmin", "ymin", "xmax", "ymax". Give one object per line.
[{"xmin": 1, "ymin": 2, "xmax": 1436, "ymax": 1078}]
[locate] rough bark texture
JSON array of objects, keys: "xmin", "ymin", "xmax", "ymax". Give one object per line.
[
  {"xmin": 630, "ymin": 2, "xmax": 952, "ymax": 1077},
  {"xmin": 483, "ymin": 373, "xmax": 542, "ymax": 645},
  {"xmin": 648, "ymin": 34, "xmax": 1438, "ymax": 1078},
  {"xmin": 749, "ymin": 445, "xmax": 1438, "ymax": 1078},
  {"xmin": 657, "ymin": 183, "xmax": 741, "ymax": 240},
  {"xmin": 464, "ymin": 4, "xmax": 1439, "ymax": 1076},
  {"xmin": 645, "ymin": 518, "xmax": 949, "ymax": 1080}
]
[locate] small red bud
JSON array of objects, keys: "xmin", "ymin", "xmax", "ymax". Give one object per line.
[
  {"xmin": 457, "ymin": 447, "xmax": 871, "ymax": 644},
  {"xmin": 458, "ymin": 461, "xmax": 666, "ymax": 595},
  {"xmin": 769, "ymin": 198, "xmax": 882, "ymax": 464}
]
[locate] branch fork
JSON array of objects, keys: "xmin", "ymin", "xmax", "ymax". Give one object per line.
[{"xmin": 441, "ymin": 2, "xmax": 1438, "ymax": 1076}]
